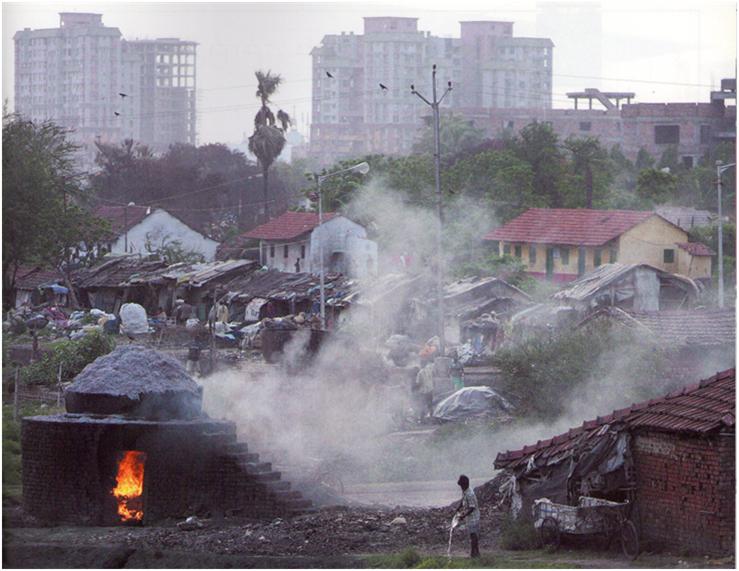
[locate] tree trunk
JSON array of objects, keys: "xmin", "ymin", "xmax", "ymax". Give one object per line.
[
  {"xmin": 262, "ymin": 165, "xmax": 270, "ymax": 223},
  {"xmin": 585, "ymin": 167, "xmax": 593, "ymax": 209}
]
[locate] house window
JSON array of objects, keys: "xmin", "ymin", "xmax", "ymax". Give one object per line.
[
  {"xmin": 300, "ymin": 244, "xmax": 306, "ymax": 259},
  {"xmin": 503, "ymin": 244, "xmax": 511, "ymax": 255},
  {"xmin": 560, "ymin": 248, "xmax": 569, "ymax": 266},
  {"xmin": 579, "ymin": 121, "xmax": 591, "ymax": 131},
  {"xmin": 610, "ymin": 248, "xmax": 618, "ymax": 263},
  {"xmin": 663, "ymin": 249, "xmax": 675, "ymax": 263},
  {"xmin": 269, "ymin": 245, "xmax": 275, "ymax": 258},
  {"xmin": 284, "ymin": 245, "xmax": 289, "ymax": 258},
  {"xmin": 514, "ymin": 245, "xmax": 522, "ymax": 258},
  {"xmin": 682, "ymin": 156, "xmax": 694, "ymax": 169},
  {"xmin": 594, "ymin": 249, "xmax": 602, "ymax": 267},
  {"xmin": 700, "ymin": 124, "xmax": 711, "ymax": 144},
  {"xmin": 529, "ymin": 245, "xmax": 537, "ymax": 265},
  {"xmin": 654, "ymin": 125, "xmax": 680, "ymax": 145}
]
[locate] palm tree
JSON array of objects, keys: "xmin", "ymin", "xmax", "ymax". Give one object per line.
[
  {"xmin": 248, "ymin": 70, "xmax": 291, "ymax": 221},
  {"xmin": 564, "ymin": 136, "xmax": 608, "ymax": 209}
]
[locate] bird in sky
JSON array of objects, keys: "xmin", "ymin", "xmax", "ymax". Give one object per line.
[
  {"xmin": 114, "ymin": 111, "xmax": 120, "ymax": 116},
  {"xmin": 118, "ymin": 92, "xmax": 128, "ymax": 98},
  {"xmin": 379, "ymin": 83, "xmax": 388, "ymax": 91},
  {"xmin": 326, "ymin": 71, "xmax": 334, "ymax": 78}
]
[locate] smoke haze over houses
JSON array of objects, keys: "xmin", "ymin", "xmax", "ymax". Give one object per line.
[{"xmin": 2, "ymin": 0, "xmax": 735, "ymax": 146}]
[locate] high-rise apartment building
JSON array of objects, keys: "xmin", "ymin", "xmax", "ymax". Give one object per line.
[
  {"xmin": 13, "ymin": 13, "xmax": 197, "ymax": 168},
  {"xmin": 309, "ymin": 17, "xmax": 553, "ymax": 165}
]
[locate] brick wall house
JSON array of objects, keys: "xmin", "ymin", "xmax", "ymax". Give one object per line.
[
  {"xmin": 483, "ymin": 208, "xmax": 713, "ymax": 282},
  {"xmin": 495, "ymin": 369, "xmax": 735, "ymax": 555}
]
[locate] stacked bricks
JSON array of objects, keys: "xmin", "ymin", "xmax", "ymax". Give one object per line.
[
  {"xmin": 632, "ymin": 429, "xmax": 735, "ymax": 555},
  {"xmin": 22, "ymin": 415, "xmax": 310, "ymax": 525}
]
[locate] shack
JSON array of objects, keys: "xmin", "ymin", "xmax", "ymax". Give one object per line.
[
  {"xmin": 552, "ymin": 263, "xmax": 701, "ymax": 312},
  {"xmin": 494, "ymin": 368, "xmax": 735, "ymax": 555},
  {"xmin": 12, "ymin": 266, "xmax": 68, "ymax": 308}
]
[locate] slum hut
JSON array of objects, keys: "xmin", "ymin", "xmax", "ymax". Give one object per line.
[
  {"xmin": 124, "ymin": 259, "xmax": 258, "ymax": 320},
  {"xmin": 12, "ymin": 266, "xmax": 69, "ymax": 309},
  {"xmin": 73, "ymin": 256, "xmax": 167, "ymax": 314},
  {"xmin": 442, "ymin": 276, "xmax": 532, "ymax": 345},
  {"xmin": 494, "ymin": 368, "xmax": 735, "ymax": 555},
  {"xmin": 222, "ymin": 268, "xmax": 355, "ymax": 327},
  {"xmin": 552, "ymin": 263, "xmax": 701, "ymax": 312}
]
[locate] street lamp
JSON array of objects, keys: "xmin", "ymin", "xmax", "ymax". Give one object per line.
[
  {"xmin": 715, "ymin": 160, "xmax": 735, "ymax": 308},
  {"xmin": 315, "ymin": 161, "xmax": 370, "ymax": 329},
  {"xmin": 124, "ymin": 201, "xmax": 135, "ymax": 253}
]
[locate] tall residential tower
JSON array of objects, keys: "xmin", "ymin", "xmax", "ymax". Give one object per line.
[
  {"xmin": 309, "ymin": 17, "xmax": 553, "ymax": 165},
  {"xmin": 13, "ymin": 13, "xmax": 197, "ymax": 168}
]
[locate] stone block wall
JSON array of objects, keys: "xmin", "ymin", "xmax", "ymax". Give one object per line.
[{"xmin": 632, "ymin": 429, "xmax": 735, "ymax": 555}]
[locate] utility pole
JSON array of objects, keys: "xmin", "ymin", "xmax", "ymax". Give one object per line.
[
  {"xmin": 239, "ymin": 173, "xmax": 263, "ymax": 227},
  {"xmin": 411, "ymin": 65, "xmax": 452, "ymax": 357},
  {"xmin": 715, "ymin": 161, "xmax": 735, "ymax": 308}
]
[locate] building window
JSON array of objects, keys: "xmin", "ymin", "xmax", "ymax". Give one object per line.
[
  {"xmin": 269, "ymin": 245, "xmax": 275, "ymax": 258},
  {"xmin": 503, "ymin": 244, "xmax": 511, "ymax": 255},
  {"xmin": 700, "ymin": 124, "xmax": 711, "ymax": 144},
  {"xmin": 610, "ymin": 248, "xmax": 618, "ymax": 263},
  {"xmin": 663, "ymin": 249, "xmax": 675, "ymax": 263},
  {"xmin": 529, "ymin": 245, "xmax": 537, "ymax": 265},
  {"xmin": 682, "ymin": 156, "xmax": 694, "ymax": 169},
  {"xmin": 300, "ymin": 244, "xmax": 306, "ymax": 259},
  {"xmin": 514, "ymin": 245, "xmax": 522, "ymax": 258},
  {"xmin": 561, "ymin": 248, "xmax": 569, "ymax": 266},
  {"xmin": 594, "ymin": 249, "xmax": 602, "ymax": 267},
  {"xmin": 579, "ymin": 121, "xmax": 591, "ymax": 131},
  {"xmin": 284, "ymin": 245, "xmax": 289, "ymax": 258},
  {"xmin": 654, "ymin": 125, "xmax": 680, "ymax": 145}
]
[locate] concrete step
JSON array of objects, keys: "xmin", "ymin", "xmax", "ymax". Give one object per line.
[
  {"xmin": 284, "ymin": 498, "xmax": 312, "ymax": 511},
  {"xmin": 242, "ymin": 462, "xmax": 272, "ymax": 474},
  {"xmin": 265, "ymin": 481, "xmax": 291, "ymax": 492},
  {"xmin": 254, "ymin": 471, "xmax": 281, "ymax": 482},
  {"xmin": 272, "ymin": 490, "xmax": 303, "ymax": 502},
  {"xmin": 225, "ymin": 442, "xmax": 249, "ymax": 454},
  {"xmin": 202, "ymin": 431, "xmax": 238, "ymax": 445}
]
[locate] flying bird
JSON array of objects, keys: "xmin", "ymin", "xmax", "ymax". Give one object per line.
[
  {"xmin": 325, "ymin": 71, "xmax": 334, "ymax": 78},
  {"xmin": 114, "ymin": 111, "xmax": 120, "ymax": 116},
  {"xmin": 379, "ymin": 83, "xmax": 388, "ymax": 91},
  {"xmin": 118, "ymin": 92, "xmax": 128, "ymax": 98}
]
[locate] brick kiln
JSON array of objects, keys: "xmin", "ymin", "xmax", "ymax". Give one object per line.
[{"xmin": 22, "ymin": 346, "xmax": 310, "ymax": 525}]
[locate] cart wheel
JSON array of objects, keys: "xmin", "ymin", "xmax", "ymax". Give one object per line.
[
  {"xmin": 539, "ymin": 517, "xmax": 561, "ymax": 550},
  {"xmin": 620, "ymin": 520, "xmax": 639, "ymax": 560}
]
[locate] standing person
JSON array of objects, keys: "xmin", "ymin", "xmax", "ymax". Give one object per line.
[
  {"xmin": 455, "ymin": 474, "xmax": 481, "ymax": 558},
  {"xmin": 415, "ymin": 362, "xmax": 435, "ymax": 421}
]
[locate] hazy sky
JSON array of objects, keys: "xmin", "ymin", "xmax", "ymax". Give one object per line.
[{"xmin": 3, "ymin": 0, "xmax": 736, "ymax": 145}]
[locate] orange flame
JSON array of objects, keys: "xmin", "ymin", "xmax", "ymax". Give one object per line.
[{"xmin": 112, "ymin": 450, "xmax": 146, "ymax": 522}]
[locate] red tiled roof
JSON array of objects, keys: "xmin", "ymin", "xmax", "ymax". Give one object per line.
[
  {"xmin": 629, "ymin": 309, "xmax": 735, "ymax": 348},
  {"xmin": 483, "ymin": 208, "xmax": 657, "ymax": 246},
  {"xmin": 15, "ymin": 266, "xmax": 64, "ymax": 290},
  {"xmin": 495, "ymin": 368, "xmax": 735, "ymax": 469},
  {"xmin": 677, "ymin": 242, "xmax": 714, "ymax": 256},
  {"xmin": 94, "ymin": 205, "xmax": 150, "ymax": 236},
  {"xmin": 241, "ymin": 211, "xmax": 339, "ymax": 241}
]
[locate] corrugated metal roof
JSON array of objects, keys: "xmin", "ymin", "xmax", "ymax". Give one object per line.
[
  {"xmin": 74, "ymin": 256, "xmax": 167, "ymax": 288},
  {"xmin": 628, "ymin": 309, "xmax": 735, "ymax": 348},
  {"xmin": 552, "ymin": 263, "xmax": 699, "ymax": 303},
  {"xmin": 495, "ymin": 368, "xmax": 735, "ymax": 470}
]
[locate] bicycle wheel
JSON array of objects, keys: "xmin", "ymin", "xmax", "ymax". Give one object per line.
[
  {"xmin": 539, "ymin": 517, "xmax": 561, "ymax": 550},
  {"xmin": 620, "ymin": 520, "xmax": 640, "ymax": 560}
]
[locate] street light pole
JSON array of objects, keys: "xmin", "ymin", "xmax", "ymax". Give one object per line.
[
  {"xmin": 715, "ymin": 161, "xmax": 735, "ymax": 308},
  {"xmin": 411, "ymin": 65, "xmax": 452, "ymax": 357},
  {"xmin": 314, "ymin": 161, "xmax": 370, "ymax": 329},
  {"xmin": 124, "ymin": 201, "xmax": 135, "ymax": 253}
]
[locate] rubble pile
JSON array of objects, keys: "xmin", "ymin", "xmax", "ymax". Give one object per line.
[{"xmin": 127, "ymin": 504, "xmax": 506, "ymax": 557}]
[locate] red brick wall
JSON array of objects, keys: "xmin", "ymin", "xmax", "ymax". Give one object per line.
[{"xmin": 632, "ymin": 430, "xmax": 735, "ymax": 555}]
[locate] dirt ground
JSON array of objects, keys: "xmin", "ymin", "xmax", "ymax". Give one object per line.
[{"xmin": 3, "ymin": 499, "xmax": 734, "ymax": 569}]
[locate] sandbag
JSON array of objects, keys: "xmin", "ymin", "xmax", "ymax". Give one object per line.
[{"xmin": 119, "ymin": 303, "xmax": 149, "ymax": 335}]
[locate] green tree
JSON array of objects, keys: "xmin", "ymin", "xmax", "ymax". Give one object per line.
[
  {"xmin": 636, "ymin": 168, "xmax": 678, "ymax": 206},
  {"xmin": 2, "ymin": 114, "xmax": 107, "ymax": 307},
  {"xmin": 412, "ymin": 114, "xmax": 485, "ymax": 160},
  {"xmin": 635, "ymin": 147, "xmax": 655, "ymax": 171},
  {"xmin": 510, "ymin": 122, "xmax": 566, "ymax": 207},
  {"xmin": 248, "ymin": 70, "xmax": 291, "ymax": 221},
  {"xmin": 563, "ymin": 136, "xmax": 611, "ymax": 208}
]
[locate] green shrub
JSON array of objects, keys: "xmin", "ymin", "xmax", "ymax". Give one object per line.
[
  {"xmin": 19, "ymin": 331, "xmax": 115, "ymax": 386},
  {"xmin": 499, "ymin": 514, "xmax": 539, "ymax": 550},
  {"xmin": 399, "ymin": 548, "xmax": 422, "ymax": 568}
]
